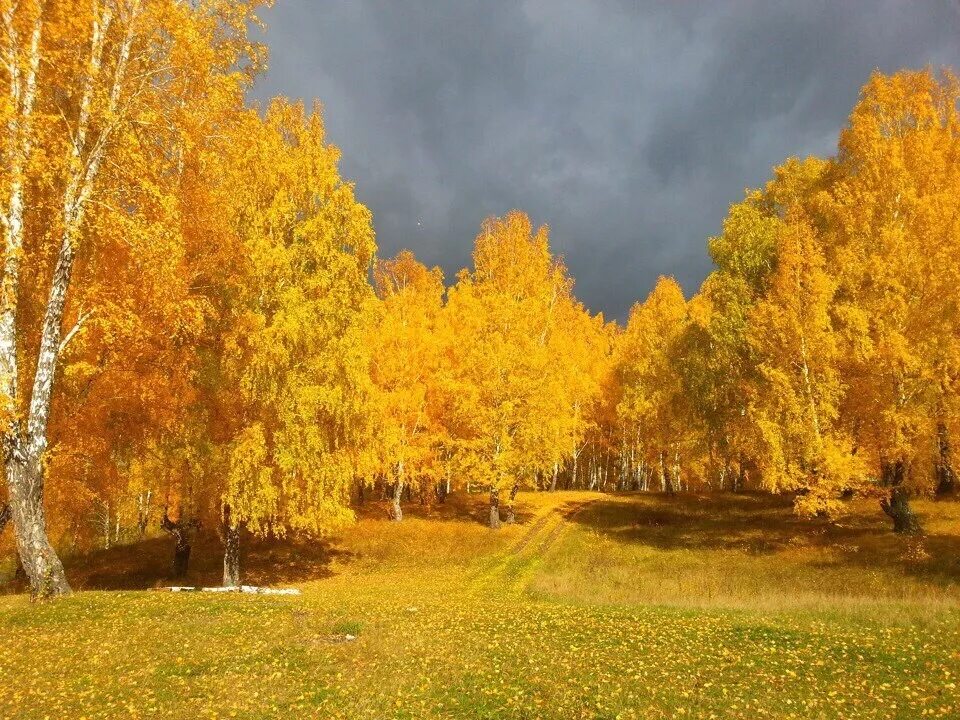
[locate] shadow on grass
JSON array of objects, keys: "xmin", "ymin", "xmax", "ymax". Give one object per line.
[
  {"xmin": 0, "ymin": 491, "xmax": 541, "ymax": 594},
  {"xmin": 0, "ymin": 531, "xmax": 350, "ymax": 594},
  {"xmin": 570, "ymin": 492, "xmax": 960, "ymax": 584},
  {"xmin": 354, "ymin": 493, "xmax": 535, "ymax": 527}
]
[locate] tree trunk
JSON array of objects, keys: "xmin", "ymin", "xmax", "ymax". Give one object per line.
[
  {"xmin": 0, "ymin": 503, "xmax": 10, "ymax": 534},
  {"xmin": 6, "ymin": 452, "xmax": 70, "ymax": 598},
  {"xmin": 222, "ymin": 506, "xmax": 240, "ymax": 588},
  {"xmin": 390, "ymin": 480, "xmax": 403, "ymax": 522},
  {"xmin": 550, "ymin": 463, "xmax": 558, "ymax": 491},
  {"xmin": 880, "ymin": 461, "xmax": 921, "ymax": 534},
  {"xmin": 672, "ymin": 448, "xmax": 682, "ymax": 493},
  {"xmin": 881, "ymin": 486, "xmax": 921, "ymax": 534},
  {"xmin": 735, "ymin": 456, "xmax": 746, "ymax": 493},
  {"xmin": 659, "ymin": 450, "xmax": 673, "ymax": 494},
  {"xmin": 489, "ymin": 485, "xmax": 501, "ymax": 529},
  {"xmin": 0, "ymin": 4, "xmax": 139, "ymax": 601},
  {"xmin": 161, "ymin": 511, "xmax": 200, "ymax": 579},
  {"xmin": 173, "ymin": 542, "xmax": 191, "ymax": 578},
  {"xmin": 505, "ymin": 483, "xmax": 519, "ymax": 524},
  {"xmin": 137, "ymin": 489, "xmax": 152, "ymax": 539},
  {"xmin": 103, "ymin": 502, "xmax": 111, "ymax": 550},
  {"xmin": 935, "ymin": 421, "xmax": 956, "ymax": 496}
]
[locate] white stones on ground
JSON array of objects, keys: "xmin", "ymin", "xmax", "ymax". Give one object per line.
[{"xmin": 163, "ymin": 585, "xmax": 301, "ymax": 595}]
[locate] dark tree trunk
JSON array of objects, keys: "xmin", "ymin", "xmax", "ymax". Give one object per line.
[
  {"xmin": 880, "ymin": 461, "xmax": 921, "ymax": 534},
  {"xmin": 734, "ymin": 456, "xmax": 746, "ymax": 493},
  {"xmin": 358, "ymin": 482, "xmax": 365, "ymax": 505},
  {"xmin": 6, "ymin": 452, "xmax": 70, "ymax": 598},
  {"xmin": 935, "ymin": 421, "xmax": 956, "ymax": 496},
  {"xmin": 137, "ymin": 513, "xmax": 149, "ymax": 539},
  {"xmin": 659, "ymin": 451, "xmax": 674, "ymax": 494},
  {"xmin": 161, "ymin": 510, "xmax": 201, "ymax": 579},
  {"xmin": 0, "ymin": 502, "xmax": 10, "ymax": 534},
  {"xmin": 222, "ymin": 505, "xmax": 240, "ymax": 588},
  {"xmin": 390, "ymin": 480, "xmax": 403, "ymax": 522},
  {"xmin": 435, "ymin": 480, "xmax": 448, "ymax": 504},
  {"xmin": 173, "ymin": 543, "xmax": 191, "ymax": 578},
  {"xmin": 881, "ymin": 486, "xmax": 921, "ymax": 534},
  {"xmin": 489, "ymin": 485, "xmax": 501, "ymax": 529},
  {"xmin": 505, "ymin": 483, "xmax": 519, "ymax": 524}
]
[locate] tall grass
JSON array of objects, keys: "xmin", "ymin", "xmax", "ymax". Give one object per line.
[{"xmin": 530, "ymin": 493, "xmax": 960, "ymax": 622}]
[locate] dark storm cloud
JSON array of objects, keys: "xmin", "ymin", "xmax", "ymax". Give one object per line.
[{"xmin": 251, "ymin": 0, "xmax": 960, "ymax": 321}]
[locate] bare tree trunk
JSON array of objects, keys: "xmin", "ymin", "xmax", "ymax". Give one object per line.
[
  {"xmin": 659, "ymin": 450, "xmax": 673, "ymax": 494},
  {"xmin": 603, "ymin": 449, "xmax": 612, "ymax": 491},
  {"xmin": 102, "ymin": 501, "xmax": 111, "ymax": 550},
  {"xmin": 673, "ymin": 448, "xmax": 682, "ymax": 493},
  {"xmin": 880, "ymin": 460, "xmax": 921, "ymax": 534},
  {"xmin": 0, "ymin": 4, "xmax": 69, "ymax": 600},
  {"xmin": 222, "ymin": 505, "xmax": 240, "ymax": 587},
  {"xmin": 489, "ymin": 484, "xmax": 501, "ymax": 529},
  {"xmin": 89, "ymin": 498, "xmax": 112, "ymax": 549},
  {"xmin": 505, "ymin": 483, "xmax": 519, "ymax": 524},
  {"xmin": 2, "ymin": 3, "xmax": 137, "ymax": 599},
  {"xmin": 136, "ymin": 489, "xmax": 152, "ymax": 539},
  {"xmin": 6, "ymin": 452, "xmax": 70, "ymax": 597},
  {"xmin": 0, "ymin": 502, "xmax": 10, "ymax": 534},
  {"xmin": 549, "ymin": 463, "xmax": 558, "ymax": 491},
  {"xmin": 390, "ymin": 478, "xmax": 403, "ymax": 522},
  {"xmin": 161, "ymin": 510, "xmax": 200, "ymax": 578},
  {"xmin": 935, "ymin": 421, "xmax": 956, "ymax": 496},
  {"xmin": 881, "ymin": 486, "xmax": 921, "ymax": 534}
]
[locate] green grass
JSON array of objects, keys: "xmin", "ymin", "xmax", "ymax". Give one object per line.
[{"xmin": 1, "ymin": 491, "xmax": 958, "ymax": 718}]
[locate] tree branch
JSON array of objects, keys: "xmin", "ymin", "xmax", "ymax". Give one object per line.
[{"xmin": 58, "ymin": 309, "xmax": 95, "ymax": 354}]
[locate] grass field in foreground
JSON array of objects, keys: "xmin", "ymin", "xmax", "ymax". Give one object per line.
[{"xmin": 1, "ymin": 491, "xmax": 958, "ymax": 719}]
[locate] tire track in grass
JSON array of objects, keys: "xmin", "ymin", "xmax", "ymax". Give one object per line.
[
  {"xmin": 467, "ymin": 501, "xmax": 563, "ymax": 595},
  {"xmin": 504, "ymin": 500, "xmax": 596, "ymax": 593},
  {"xmin": 510, "ymin": 508, "xmax": 556, "ymax": 554},
  {"xmin": 470, "ymin": 498, "xmax": 598, "ymax": 597}
]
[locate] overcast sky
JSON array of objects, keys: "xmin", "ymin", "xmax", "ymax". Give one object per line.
[{"xmin": 251, "ymin": 1, "xmax": 960, "ymax": 321}]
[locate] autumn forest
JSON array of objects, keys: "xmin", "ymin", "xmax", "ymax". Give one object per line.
[
  {"xmin": 1, "ymin": 0, "xmax": 959, "ymax": 592},
  {"xmin": 1, "ymin": 2, "xmax": 960, "ymax": 717}
]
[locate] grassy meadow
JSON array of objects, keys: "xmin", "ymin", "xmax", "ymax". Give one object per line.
[{"xmin": 1, "ymin": 491, "xmax": 959, "ymax": 719}]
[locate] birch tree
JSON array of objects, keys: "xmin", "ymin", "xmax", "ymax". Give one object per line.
[
  {"xmin": 215, "ymin": 101, "xmax": 376, "ymax": 586},
  {"xmin": 0, "ymin": 0, "xmax": 264, "ymax": 596},
  {"xmin": 444, "ymin": 212, "xmax": 573, "ymax": 527},
  {"xmin": 368, "ymin": 251, "xmax": 445, "ymax": 521}
]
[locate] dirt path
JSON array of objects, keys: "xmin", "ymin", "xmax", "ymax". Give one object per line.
[
  {"xmin": 535, "ymin": 499, "xmax": 594, "ymax": 555},
  {"xmin": 470, "ymin": 497, "xmax": 598, "ymax": 596}
]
